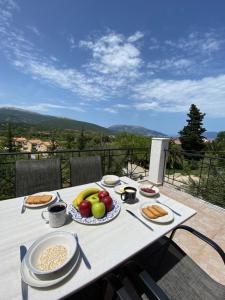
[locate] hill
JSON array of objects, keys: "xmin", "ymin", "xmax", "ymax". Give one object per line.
[
  {"xmin": 0, "ymin": 107, "xmax": 109, "ymax": 133},
  {"xmin": 108, "ymin": 125, "xmax": 167, "ymax": 137},
  {"xmin": 204, "ymin": 131, "xmax": 218, "ymax": 140}
]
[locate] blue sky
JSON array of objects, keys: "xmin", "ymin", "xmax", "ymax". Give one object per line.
[{"xmin": 1, "ymin": 0, "xmax": 225, "ymax": 134}]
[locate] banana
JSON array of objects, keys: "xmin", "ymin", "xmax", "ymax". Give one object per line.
[{"xmin": 73, "ymin": 187, "xmax": 101, "ymax": 208}]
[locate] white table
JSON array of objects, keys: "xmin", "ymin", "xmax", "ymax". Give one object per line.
[{"xmin": 0, "ymin": 177, "xmax": 196, "ymax": 300}]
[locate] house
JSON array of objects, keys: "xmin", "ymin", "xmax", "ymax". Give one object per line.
[{"xmin": 13, "ymin": 137, "xmax": 52, "ymax": 152}]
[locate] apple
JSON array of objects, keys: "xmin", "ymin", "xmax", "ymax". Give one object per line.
[
  {"xmin": 85, "ymin": 193, "xmax": 99, "ymax": 205},
  {"xmin": 79, "ymin": 200, "xmax": 91, "ymax": 217},
  {"xmin": 98, "ymin": 190, "xmax": 109, "ymax": 200},
  {"xmin": 100, "ymin": 195, "xmax": 113, "ymax": 212},
  {"xmin": 91, "ymin": 202, "xmax": 106, "ymax": 219}
]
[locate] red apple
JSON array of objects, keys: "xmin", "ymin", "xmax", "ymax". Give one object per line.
[
  {"xmin": 100, "ymin": 195, "xmax": 113, "ymax": 212},
  {"xmin": 79, "ymin": 200, "xmax": 91, "ymax": 217},
  {"xmin": 98, "ymin": 190, "xmax": 109, "ymax": 200}
]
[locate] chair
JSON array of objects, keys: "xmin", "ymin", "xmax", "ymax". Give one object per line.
[
  {"xmin": 122, "ymin": 225, "xmax": 225, "ymax": 300},
  {"xmin": 67, "ymin": 273, "xmax": 141, "ymax": 300},
  {"xmin": 16, "ymin": 159, "xmax": 61, "ymax": 197},
  {"xmin": 70, "ymin": 156, "xmax": 102, "ymax": 186}
]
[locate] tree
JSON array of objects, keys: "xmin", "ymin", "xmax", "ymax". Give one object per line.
[
  {"xmin": 179, "ymin": 104, "xmax": 206, "ymax": 153},
  {"xmin": 65, "ymin": 133, "xmax": 75, "ymax": 149},
  {"xmin": 4, "ymin": 123, "xmax": 15, "ymax": 152},
  {"xmin": 77, "ymin": 128, "xmax": 87, "ymax": 150}
]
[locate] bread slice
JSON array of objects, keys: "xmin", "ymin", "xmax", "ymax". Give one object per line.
[
  {"xmin": 147, "ymin": 206, "xmax": 161, "ymax": 217},
  {"xmin": 152, "ymin": 205, "xmax": 168, "ymax": 216},
  {"xmin": 26, "ymin": 195, "xmax": 52, "ymax": 205},
  {"xmin": 142, "ymin": 207, "xmax": 158, "ymax": 219}
]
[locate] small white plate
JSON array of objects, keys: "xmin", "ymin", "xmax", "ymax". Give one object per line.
[
  {"xmin": 139, "ymin": 186, "xmax": 159, "ymax": 197},
  {"xmin": 100, "ymin": 180, "xmax": 120, "ymax": 187},
  {"xmin": 21, "ymin": 247, "xmax": 80, "ymax": 288},
  {"xmin": 140, "ymin": 202, "xmax": 174, "ymax": 223},
  {"xmin": 25, "ymin": 231, "xmax": 77, "ymax": 275},
  {"xmin": 114, "ymin": 184, "xmax": 128, "ymax": 194},
  {"xmin": 24, "ymin": 192, "xmax": 57, "ymax": 208}
]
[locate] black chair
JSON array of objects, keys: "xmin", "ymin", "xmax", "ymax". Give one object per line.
[
  {"xmin": 16, "ymin": 159, "xmax": 62, "ymax": 197},
  {"xmin": 122, "ymin": 225, "xmax": 225, "ymax": 300},
  {"xmin": 66, "ymin": 273, "xmax": 141, "ymax": 300},
  {"xmin": 70, "ymin": 156, "xmax": 102, "ymax": 186}
]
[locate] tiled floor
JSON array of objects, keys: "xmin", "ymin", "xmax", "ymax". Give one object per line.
[{"xmin": 159, "ymin": 183, "xmax": 225, "ymax": 285}]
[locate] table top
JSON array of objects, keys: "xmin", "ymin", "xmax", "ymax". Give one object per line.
[{"xmin": 0, "ymin": 177, "xmax": 196, "ymax": 300}]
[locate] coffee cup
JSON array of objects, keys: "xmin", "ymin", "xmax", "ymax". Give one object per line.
[
  {"xmin": 121, "ymin": 187, "xmax": 137, "ymax": 203},
  {"xmin": 41, "ymin": 202, "xmax": 67, "ymax": 228}
]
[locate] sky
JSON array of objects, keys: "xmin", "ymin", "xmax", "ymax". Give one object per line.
[{"xmin": 0, "ymin": 0, "xmax": 225, "ymax": 135}]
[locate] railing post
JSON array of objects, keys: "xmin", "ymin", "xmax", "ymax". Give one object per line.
[{"xmin": 148, "ymin": 138, "xmax": 170, "ymax": 185}]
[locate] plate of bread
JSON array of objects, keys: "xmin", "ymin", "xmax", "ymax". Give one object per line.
[
  {"xmin": 24, "ymin": 192, "xmax": 57, "ymax": 208},
  {"xmin": 140, "ymin": 202, "xmax": 174, "ymax": 223}
]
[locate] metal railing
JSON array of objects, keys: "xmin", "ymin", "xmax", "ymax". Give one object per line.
[
  {"xmin": 0, "ymin": 147, "xmax": 149, "ymax": 200},
  {"xmin": 164, "ymin": 149, "xmax": 225, "ymax": 208}
]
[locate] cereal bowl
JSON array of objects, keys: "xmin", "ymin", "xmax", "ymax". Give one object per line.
[{"xmin": 25, "ymin": 231, "xmax": 77, "ymax": 275}]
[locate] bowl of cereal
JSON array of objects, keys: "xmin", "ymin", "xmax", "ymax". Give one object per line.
[{"xmin": 25, "ymin": 231, "xmax": 77, "ymax": 275}]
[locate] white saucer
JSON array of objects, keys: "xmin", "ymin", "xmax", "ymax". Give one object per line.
[
  {"xmin": 114, "ymin": 184, "xmax": 128, "ymax": 194},
  {"xmin": 21, "ymin": 248, "xmax": 80, "ymax": 288}
]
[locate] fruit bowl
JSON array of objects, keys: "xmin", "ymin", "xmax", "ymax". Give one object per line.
[
  {"xmin": 68, "ymin": 198, "xmax": 121, "ymax": 225},
  {"xmin": 139, "ymin": 185, "xmax": 159, "ymax": 197}
]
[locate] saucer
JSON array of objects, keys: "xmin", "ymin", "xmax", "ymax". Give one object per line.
[{"xmin": 21, "ymin": 247, "xmax": 80, "ymax": 288}]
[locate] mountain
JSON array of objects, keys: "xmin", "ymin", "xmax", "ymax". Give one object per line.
[
  {"xmin": 0, "ymin": 107, "xmax": 109, "ymax": 133},
  {"xmin": 204, "ymin": 131, "xmax": 218, "ymax": 140},
  {"xmin": 108, "ymin": 125, "xmax": 167, "ymax": 137}
]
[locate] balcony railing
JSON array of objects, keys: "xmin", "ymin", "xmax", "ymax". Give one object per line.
[
  {"xmin": 163, "ymin": 149, "xmax": 225, "ymax": 208},
  {"xmin": 0, "ymin": 147, "xmax": 149, "ymax": 200}
]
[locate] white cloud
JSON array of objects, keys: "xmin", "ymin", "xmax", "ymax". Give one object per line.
[
  {"xmin": 80, "ymin": 32, "xmax": 143, "ymax": 78},
  {"xmin": 147, "ymin": 58, "xmax": 193, "ymax": 74},
  {"xmin": 27, "ymin": 25, "xmax": 40, "ymax": 36},
  {"xmin": 127, "ymin": 31, "xmax": 144, "ymax": 42},
  {"xmin": 132, "ymin": 75, "xmax": 225, "ymax": 116},
  {"xmin": 103, "ymin": 107, "xmax": 117, "ymax": 114},
  {"xmin": 134, "ymin": 102, "xmax": 159, "ymax": 110},
  {"xmin": 68, "ymin": 36, "xmax": 75, "ymax": 49},
  {"xmin": 114, "ymin": 104, "xmax": 129, "ymax": 108},
  {"xmin": 165, "ymin": 32, "xmax": 224, "ymax": 55},
  {"xmin": 0, "ymin": 103, "xmax": 86, "ymax": 112}
]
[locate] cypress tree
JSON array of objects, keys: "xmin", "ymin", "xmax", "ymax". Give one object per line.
[{"xmin": 179, "ymin": 104, "xmax": 206, "ymax": 153}]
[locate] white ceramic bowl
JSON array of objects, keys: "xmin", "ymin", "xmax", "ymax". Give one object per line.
[
  {"xmin": 102, "ymin": 175, "xmax": 120, "ymax": 185},
  {"xmin": 139, "ymin": 185, "xmax": 159, "ymax": 197},
  {"xmin": 25, "ymin": 231, "xmax": 77, "ymax": 275}
]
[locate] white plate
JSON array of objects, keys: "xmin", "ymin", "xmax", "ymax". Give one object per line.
[
  {"xmin": 140, "ymin": 202, "xmax": 174, "ymax": 223},
  {"xmin": 68, "ymin": 198, "xmax": 121, "ymax": 225},
  {"xmin": 139, "ymin": 186, "xmax": 159, "ymax": 197},
  {"xmin": 100, "ymin": 180, "xmax": 120, "ymax": 187},
  {"xmin": 114, "ymin": 184, "xmax": 128, "ymax": 194},
  {"xmin": 25, "ymin": 231, "xmax": 77, "ymax": 275},
  {"xmin": 21, "ymin": 247, "xmax": 80, "ymax": 288},
  {"xmin": 24, "ymin": 192, "xmax": 57, "ymax": 208}
]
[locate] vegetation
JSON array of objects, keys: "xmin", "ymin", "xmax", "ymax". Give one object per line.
[{"xmin": 179, "ymin": 104, "xmax": 206, "ymax": 153}]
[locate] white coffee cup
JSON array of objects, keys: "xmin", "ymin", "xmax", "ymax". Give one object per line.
[{"xmin": 41, "ymin": 202, "xmax": 67, "ymax": 228}]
